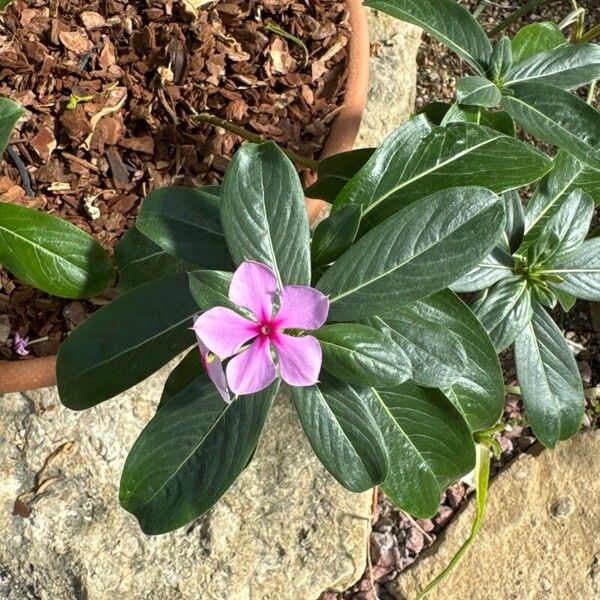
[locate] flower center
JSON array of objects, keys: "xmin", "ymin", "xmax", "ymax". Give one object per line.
[{"xmin": 260, "ymin": 322, "xmax": 274, "ymax": 337}]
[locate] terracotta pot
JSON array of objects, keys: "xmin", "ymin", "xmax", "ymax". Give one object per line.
[{"xmin": 0, "ymin": 0, "xmax": 370, "ymax": 394}]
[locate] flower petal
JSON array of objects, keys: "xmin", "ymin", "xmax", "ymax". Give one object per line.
[
  {"xmin": 226, "ymin": 336, "xmax": 277, "ymax": 395},
  {"xmin": 229, "ymin": 260, "xmax": 277, "ymax": 321},
  {"xmin": 196, "ymin": 336, "xmax": 231, "ymax": 403},
  {"xmin": 273, "ymin": 285, "xmax": 329, "ymax": 330},
  {"xmin": 193, "ymin": 308, "xmax": 258, "ymax": 358},
  {"xmin": 272, "ymin": 333, "xmax": 322, "ymax": 387}
]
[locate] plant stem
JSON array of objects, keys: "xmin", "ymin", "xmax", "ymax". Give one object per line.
[
  {"xmin": 579, "ymin": 24, "xmax": 600, "ymax": 43},
  {"xmin": 490, "ymin": 0, "xmax": 557, "ymax": 36},
  {"xmin": 472, "ymin": 0, "xmax": 489, "ymax": 19},
  {"xmin": 504, "ymin": 384, "xmax": 521, "ymax": 396},
  {"xmin": 587, "ymin": 80, "xmax": 597, "ymax": 105},
  {"xmin": 415, "ymin": 444, "xmax": 491, "ymax": 599},
  {"xmin": 191, "ymin": 112, "xmax": 319, "ymax": 171}
]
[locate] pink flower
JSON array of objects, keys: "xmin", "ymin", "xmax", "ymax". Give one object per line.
[
  {"xmin": 13, "ymin": 333, "xmax": 30, "ymax": 356},
  {"xmin": 193, "ymin": 261, "xmax": 329, "ymax": 396},
  {"xmin": 195, "ymin": 334, "xmax": 231, "ymax": 404}
]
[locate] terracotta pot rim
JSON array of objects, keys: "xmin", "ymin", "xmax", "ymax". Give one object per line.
[{"xmin": 0, "ymin": 0, "xmax": 370, "ymax": 395}]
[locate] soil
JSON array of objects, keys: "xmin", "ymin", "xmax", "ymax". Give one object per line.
[
  {"xmin": 0, "ymin": 0, "xmax": 350, "ymax": 359},
  {"xmin": 323, "ymin": 2, "xmax": 600, "ymax": 599}
]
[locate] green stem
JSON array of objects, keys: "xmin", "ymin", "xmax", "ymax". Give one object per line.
[
  {"xmin": 579, "ymin": 24, "xmax": 600, "ymax": 43},
  {"xmin": 191, "ymin": 112, "xmax": 319, "ymax": 171},
  {"xmin": 472, "ymin": 0, "xmax": 489, "ymax": 19},
  {"xmin": 415, "ymin": 444, "xmax": 491, "ymax": 600},
  {"xmin": 587, "ymin": 80, "xmax": 597, "ymax": 105},
  {"xmin": 490, "ymin": 0, "xmax": 557, "ymax": 36}
]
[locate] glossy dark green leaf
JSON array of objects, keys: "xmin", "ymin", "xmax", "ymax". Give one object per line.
[
  {"xmin": 120, "ymin": 377, "xmax": 278, "ymax": 534},
  {"xmin": 0, "ymin": 97, "xmax": 22, "ymax": 154},
  {"xmin": 489, "ymin": 37, "xmax": 513, "ymax": 82},
  {"xmin": 523, "ymin": 151, "xmax": 597, "ymax": 246},
  {"xmin": 515, "ymin": 304, "xmax": 583, "ymax": 448},
  {"xmin": 511, "ymin": 22, "xmax": 567, "ymax": 65},
  {"xmin": 0, "ymin": 201, "xmax": 114, "ymax": 298},
  {"xmin": 331, "ymin": 115, "xmax": 433, "ymax": 224},
  {"xmin": 527, "ymin": 190, "xmax": 594, "ymax": 266},
  {"xmin": 441, "ymin": 104, "xmax": 516, "ymax": 136},
  {"xmin": 221, "ymin": 141, "xmax": 310, "ymax": 286},
  {"xmin": 417, "ymin": 101, "xmax": 452, "ymax": 126},
  {"xmin": 304, "ymin": 148, "xmax": 375, "ymax": 202},
  {"xmin": 315, "ymin": 323, "xmax": 411, "ymax": 387},
  {"xmin": 544, "ymin": 238, "xmax": 600, "ymax": 301},
  {"xmin": 115, "ymin": 227, "xmax": 196, "ymax": 292},
  {"xmin": 502, "ymin": 190, "xmax": 525, "ymax": 252},
  {"xmin": 474, "ymin": 277, "xmax": 533, "ymax": 352},
  {"xmin": 363, "ymin": 0, "xmax": 492, "ymax": 73},
  {"xmin": 457, "ymin": 76, "xmax": 502, "ymax": 108},
  {"xmin": 506, "ymin": 43, "xmax": 600, "ymax": 90},
  {"xmin": 57, "ymin": 273, "xmax": 198, "ymax": 410},
  {"xmin": 335, "ymin": 122, "xmax": 550, "ymax": 231},
  {"xmin": 159, "ymin": 348, "xmax": 203, "ymax": 409},
  {"xmin": 318, "ymin": 187, "xmax": 504, "ymax": 321},
  {"xmin": 135, "ymin": 186, "xmax": 233, "ymax": 270},
  {"xmin": 365, "ymin": 312, "xmax": 467, "ymax": 388},
  {"xmin": 371, "ymin": 384, "xmax": 476, "ymax": 518},
  {"xmin": 409, "ymin": 290, "xmax": 505, "ymax": 432},
  {"xmin": 0, "ymin": 0, "xmax": 14, "ymax": 9},
  {"xmin": 502, "ymin": 82, "xmax": 600, "ymax": 170},
  {"xmin": 188, "ymin": 270, "xmax": 235, "ymax": 311},
  {"xmin": 311, "ymin": 205, "xmax": 362, "ymax": 268},
  {"xmin": 292, "ymin": 379, "xmax": 389, "ymax": 492},
  {"xmin": 450, "ymin": 246, "xmax": 514, "ymax": 293}
]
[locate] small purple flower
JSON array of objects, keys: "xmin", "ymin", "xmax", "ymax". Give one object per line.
[
  {"xmin": 13, "ymin": 332, "xmax": 30, "ymax": 356},
  {"xmin": 193, "ymin": 260, "xmax": 329, "ymax": 396}
]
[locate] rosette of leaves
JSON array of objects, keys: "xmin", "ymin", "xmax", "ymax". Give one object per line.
[
  {"xmin": 452, "ymin": 157, "xmax": 600, "ymax": 449},
  {"xmin": 55, "ymin": 129, "xmax": 555, "ymax": 535},
  {"xmin": 361, "ymin": 0, "xmax": 600, "ymax": 170},
  {"xmin": 0, "ymin": 97, "xmax": 114, "ymax": 298}
]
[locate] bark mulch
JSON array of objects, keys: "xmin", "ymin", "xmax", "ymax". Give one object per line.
[{"xmin": 0, "ymin": 0, "xmax": 350, "ymax": 358}]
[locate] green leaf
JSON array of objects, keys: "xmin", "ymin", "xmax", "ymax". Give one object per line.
[
  {"xmin": 543, "ymin": 238, "xmax": 600, "ymax": 301},
  {"xmin": 57, "ymin": 273, "xmax": 198, "ymax": 410},
  {"xmin": 0, "ymin": 97, "xmax": 23, "ymax": 155},
  {"xmin": 363, "ymin": 0, "xmax": 492, "ymax": 73},
  {"xmin": 409, "ymin": 290, "xmax": 505, "ymax": 432},
  {"xmin": 474, "ymin": 277, "xmax": 533, "ymax": 352},
  {"xmin": 489, "ymin": 37, "xmax": 513, "ymax": 82},
  {"xmin": 335, "ymin": 123, "xmax": 550, "ymax": 231},
  {"xmin": 188, "ymin": 270, "xmax": 235, "ymax": 311},
  {"xmin": 0, "ymin": 0, "xmax": 14, "ymax": 9},
  {"xmin": 502, "ymin": 190, "xmax": 525, "ymax": 252},
  {"xmin": 441, "ymin": 104, "xmax": 516, "ymax": 136},
  {"xmin": 371, "ymin": 384, "xmax": 476, "ymax": 518},
  {"xmin": 0, "ymin": 201, "xmax": 114, "ymax": 298},
  {"xmin": 159, "ymin": 348, "xmax": 203, "ymax": 410},
  {"xmin": 450, "ymin": 246, "xmax": 514, "ymax": 293},
  {"xmin": 515, "ymin": 304, "xmax": 583, "ymax": 448},
  {"xmin": 135, "ymin": 186, "xmax": 233, "ymax": 270},
  {"xmin": 318, "ymin": 186, "xmax": 505, "ymax": 321},
  {"xmin": 417, "ymin": 101, "xmax": 453, "ymax": 126},
  {"xmin": 365, "ymin": 312, "xmax": 467, "ymax": 388},
  {"xmin": 457, "ymin": 77, "xmax": 502, "ymax": 108},
  {"xmin": 304, "ymin": 148, "xmax": 374, "ymax": 202},
  {"xmin": 115, "ymin": 227, "xmax": 196, "ymax": 292},
  {"xmin": 221, "ymin": 141, "xmax": 310, "ymax": 286},
  {"xmin": 502, "ymin": 82, "xmax": 600, "ymax": 170},
  {"xmin": 292, "ymin": 379, "xmax": 389, "ymax": 492},
  {"xmin": 331, "ymin": 115, "xmax": 433, "ymax": 224},
  {"xmin": 311, "ymin": 205, "xmax": 362, "ymax": 268},
  {"xmin": 511, "ymin": 22, "xmax": 567, "ymax": 66},
  {"xmin": 120, "ymin": 377, "xmax": 278, "ymax": 534},
  {"xmin": 527, "ymin": 190, "xmax": 594, "ymax": 266},
  {"xmin": 506, "ymin": 43, "xmax": 600, "ymax": 90},
  {"xmin": 315, "ymin": 323, "xmax": 412, "ymax": 387},
  {"xmin": 554, "ymin": 288, "xmax": 577, "ymax": 312},
  {"xmin": 523, "ymin": 151, "xmax": 597, "ymax": 245}
]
